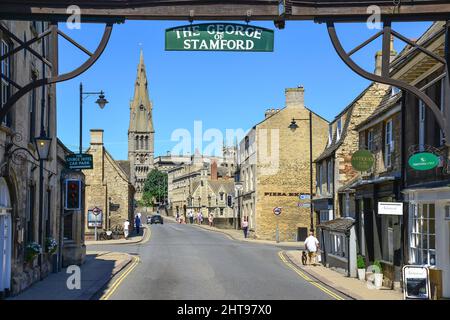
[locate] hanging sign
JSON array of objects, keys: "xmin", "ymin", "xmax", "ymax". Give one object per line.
[
  {"xmin": 408, "ymin": 152, "xmax": 439, "ymax": 171},
  {"xmin": 165, "ymin": 23, "xmax": 274, "ymax": 52},
  {"xmin": 66, "ymin": 153, "xmax": 93, "ymax": 170},
  {"xmin": 378, "ymin": 202, "xmax": 403, "ymax": 215},
  {"xmin": 351, "ymin": 150, "xmax": 374, "ymax": 172}
]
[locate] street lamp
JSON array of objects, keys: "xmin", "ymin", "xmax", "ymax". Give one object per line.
[
  {"xmin": 288, "ymin": 113, "xmax": 314, "ymax": 232},
  {"xmin": 79, "ymin": 83, "xmax": 108, "ymax": 154},
  {"xmin": 234, "ymin": 181, "xmax": 243, "ymax": 229},
  {"xmin": 34, "ymin": 135, "xmax": 52, "ymax": 160}
]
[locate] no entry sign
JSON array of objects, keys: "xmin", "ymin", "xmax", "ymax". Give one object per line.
[{"xmin": 273, "ymin": 207, "xmax": 282, "ymax": 216}]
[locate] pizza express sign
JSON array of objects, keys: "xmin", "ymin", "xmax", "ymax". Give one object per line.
[{"xmin": 165, "ymin": 23, "xmax": 274, "ymax": 52}]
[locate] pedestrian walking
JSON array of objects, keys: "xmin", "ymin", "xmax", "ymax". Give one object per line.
[
  {"xmin": 198, "ymin": 211, "xmax": 203, "ymax": 225},
  {"xmin": 304, "ymin": 231, "xmax": 320, "ymax": 265},
  {"xmin": 188, "ymin": 210, "xmax": 194, "ymax": 224},
  {"xmin": 208, "ymin": 214, "xmax": 214, "ymax": 227},
  {"xmin": 242, "ymin": 217, "xmax": 249, "ymax": 238},
  {"xmin": 176, "ymin": 212, "xmax": 180, "ymax": 223},
  {"xmin": 123, "ymin": 220, "xmax": 130, "ymax": 239},
  {"xmin": 135, "ymin": 214, "xmax": 141, "ymax": 235}
]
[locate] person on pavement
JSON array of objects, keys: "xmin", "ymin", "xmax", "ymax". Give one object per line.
[
  {"xmin": 123, "ymin": 220, "xmax": 130, "ymax": 239},
  {"xmin": 208, "ymin": 214, "xmax": 214, "ymax": 227},
  {"xmin": 242, "ymin": 217, "xmax": 249, "ymax": 238},
  {"xmin": 135, "ymin": 215, "xmax": 141, "ymax": 235},
  {"xmin": 198, "ymin": 212, "xmax": 203, "ymax": 225},
  {"xmin": 304, "ymin": 231, "xmax": 320, "ymax": 265},
  {"xmin": 188, "ymin": 210, "xmax": 194, "ymax": 224}
]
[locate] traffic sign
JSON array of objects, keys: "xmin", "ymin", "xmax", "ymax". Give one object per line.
[
  {"xmin": 273, "ymin": 207, "xmax": 282, "ymax": 216},
  {"xmin": 66, "ymin": 153, "xmax": 93, "ymax": 170},
  {"xmin": 92, "ymin": 207, "xmax": 102, "ymax": 215}
]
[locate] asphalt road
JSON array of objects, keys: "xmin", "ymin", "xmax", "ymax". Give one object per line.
[{"xmin": 88, "ymin": 220, "xmax": 337, "ymax": 300}]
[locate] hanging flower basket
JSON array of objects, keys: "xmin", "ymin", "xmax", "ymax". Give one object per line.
[
  {"xmin": 25, "ymin": 242, "xmax": 42, "ymax": 263},
  {"xmin": 45, "ymin": 237, "xmax": 58, "ymax": 255}
]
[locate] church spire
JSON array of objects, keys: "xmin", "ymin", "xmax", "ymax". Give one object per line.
[{"xmin": 129, "ymin": 49, "xmax": 153, "ymax": 133}]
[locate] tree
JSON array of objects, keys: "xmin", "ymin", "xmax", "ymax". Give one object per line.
[{"xmin": 141, "ymin": 169, "xmax": 168, "ymax": 208}]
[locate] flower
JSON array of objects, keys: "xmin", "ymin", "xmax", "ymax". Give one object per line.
[
  {"xmin": 25, "ymin": 242, "xmax": 42, "ymax": 262},
  {"xmin": 45, "ymin": 237, "xmax": 58, "ymax": 254}
]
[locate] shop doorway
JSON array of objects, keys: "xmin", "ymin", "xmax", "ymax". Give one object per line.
[{"xmin": 0, "ymin": 178, "xmax": 12, "ymax": 294}]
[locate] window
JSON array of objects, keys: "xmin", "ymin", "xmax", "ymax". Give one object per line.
[
  {"xmin": 330, "ymin": 233, "xmax": 346, "ymax": 257},
  {"xmin": 440, "ymin": 79, "xmax": 445, "ymax": 146},
  {"xmin": 328, "ymin": 125, "xmax": 333, "ymax": 146},
  {"xmin": 45, "ymin": 189, "xmax": 51, "ymax": 237},
  {"xmin": 318, "ymin": 162, "xmax": 323, "ymax": 195},
  {"xmin": 327, "ymin": 160, "xmax": 332, "ymax": 193},
  {"xmin": 336, "ymin": 118, "xmax": 342, "ymax": 141},
  {"xmin": 391, "ymin": 86, "xmax": 400, "ymax": 96},
  {"xmin": 410, "ymin": 203, "xmax": 436, "ymax": 266},
  {"xmin": 29, "ymin": 87, "xmax": 36, "ymax": 142},
  {"xmin": 1, "ymin": 39, "xmax": 12, "ymax": 127},
  {"xmin": 384, "ymin": 119, "xmax": 394, "ymax": 168},
  {"xmin": 27, "ymin": 185, "xmax": 35, "ymax": 243},
  {"xmin": 220, "ymin": 192, "xmax": 224, "ymax": 201},
  {"xmin": 419, "ymin": 101, "xmax": 426, "ymax": 152},
  {"xmin": 367, "ymin": 129, "xmax": 374, "ymax": 151}
]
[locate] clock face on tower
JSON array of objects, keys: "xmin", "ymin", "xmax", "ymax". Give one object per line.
[{"xmin": 139, "ymin": 154, "xmax": 146, "ymax": 164}]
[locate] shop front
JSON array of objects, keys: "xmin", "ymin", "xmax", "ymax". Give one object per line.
[
  {"xmin": 403, "ymin": 187, "xmax": 450, "ymax": 299},
  {"xmin": 354, "ymin": 177, "xmax": 403, "ymax": 289}
]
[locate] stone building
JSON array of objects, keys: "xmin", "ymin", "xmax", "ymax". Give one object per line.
[
  {"xmin": 128, "ymin": 50, "xmax": 154, "ymax": 199},
  {"xmin": 167, "ymin": 149, "xmax": 236, "ymax": 222},
  {"xmin": 237, "ymin": 86, "xmax": 329, "ymax": 241},
  {"xmin": 83, "ymin": 130, "xmax": 135, "ymax": 239},
  {"xmin": 0, "ymin": 20, "xmax": 84, "ymax": 296}
]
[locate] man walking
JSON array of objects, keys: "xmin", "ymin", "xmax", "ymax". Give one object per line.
[
  {"xmin": 304, "ymin": 231, "xmax": 320, "ymax": 265},
  {"xmin": 208, "ymin": 214, "xmax": 214, "ymax": 227},
  {"xmin": 135, "ymin": 214, "xmax": 141, "ymax": 235},
  {"xmin": 123, "ymin": 220, "xmax": 130, "ymax": 239},
  {"xmin": 188, "ymin": 210, "xmax": 194, "ymax": 224}
]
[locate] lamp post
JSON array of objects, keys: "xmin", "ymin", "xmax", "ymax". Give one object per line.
[
  {"xmin": 79, "ymin": 83, "xmax": 108, "ymax": 154},
  {"xmin": 288, "ymin": 111, "xmax": 314, "ymax": 232},
  {"xmin": 234, "ymin": 182, "xmax": 243, "ymax": 230}
]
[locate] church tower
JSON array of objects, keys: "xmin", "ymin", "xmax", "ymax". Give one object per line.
[{"xmin": 128, "ymin": 50, "xmax": 154, "ymax": 200}]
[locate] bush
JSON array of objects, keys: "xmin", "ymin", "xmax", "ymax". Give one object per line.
[
  {"xmin": 25, "ymin": 242, "xmax": 41, "ymax": 263},
  {"xmin": 373, "ymin": 260, "xmax": 383, "ymax": 274},
  {"xmin": 357, "ymin": 255, "xmax": 366, "ymax": 269}
]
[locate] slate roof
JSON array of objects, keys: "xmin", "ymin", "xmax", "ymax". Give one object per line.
[
  {"xmin": 116, "ymin": 160, "xmax": 131, "ymax": 179},
  {"xmin": 208, "ymin": 180, "xmax": 235, "ymax": 194},
  {"xmin": 318, "ymin": 217, "xmax": 355, "ymax": 233}
]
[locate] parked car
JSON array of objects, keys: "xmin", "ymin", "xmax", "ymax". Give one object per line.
[{"xmin": 149, "ymin": 214, "xmax": 164, "ymax": 225}]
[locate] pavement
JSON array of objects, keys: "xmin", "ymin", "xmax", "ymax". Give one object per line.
[
  {"xmin": 85, "ymin": 225, "xmax": 149, "ymax": 245},
  {"xmin": 282, "ymin": 250, "xmax": 403, "ymax": 300},
  {"xmin": 166, "ymin": 215, "xmax": 305, "ymax": 248},
  {"xmin": 9, "ymin": 251, "xmax": 133, "ymax": 300},
  {"xmin": 89, "ymin": 219, "xmax": 344, "ymax": 300}
]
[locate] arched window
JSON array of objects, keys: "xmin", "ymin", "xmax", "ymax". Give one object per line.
[
  {"xmin": 135, "ymin": 136, "xmax": 139, "ymax": 150},
  {"xmin": 145, "ymin": 136, "xmax": 149, "ymax": 150}
]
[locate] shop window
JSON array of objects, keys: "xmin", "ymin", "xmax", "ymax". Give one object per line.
[{"xmin": 410, "ymin": 203, "xmax": 436, "ymax": 266}]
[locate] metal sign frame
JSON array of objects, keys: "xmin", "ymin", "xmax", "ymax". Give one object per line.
[{"xmin": 402, "ymin": 265, "xmax": 431, "ymax": 300}]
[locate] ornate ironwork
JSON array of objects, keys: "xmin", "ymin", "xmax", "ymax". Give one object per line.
[
  {"xmin": 408, "ymin": 144, "xmax": 450, "ymax": 175},
  {"xmin": 325, "ymin": 20, "xmax": 449, "ymax": 146},
  {"xmin": 0, "ymin": 21, "xmax": 117, "ymax": 123}
]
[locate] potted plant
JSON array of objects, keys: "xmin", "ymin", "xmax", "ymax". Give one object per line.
[
  {"xmin": 25, "ymin": 242, "xmax": 42, "ymax": 264},
  {"xmin": 373, "ymin": 260, "xmax": 383, "ymax": 289},
  {"xmin": 45, "ymin": 237, "xmax": 58, "ymax": 255},
  {"xmin": 357, "ymin": 255, "xmax": 366, "ymax": 281}
]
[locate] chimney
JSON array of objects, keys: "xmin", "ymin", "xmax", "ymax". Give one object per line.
[
  {"xmin": 374, "ymin": 35, "xmax": 397, "ymax": 76},
  {"xmin": 90, "ymin": 129, "xmax": 104, "ymax": 145},
  {"xmin": 285, "ymin": 85, "xmax": 305, "ymax": 109},
  {"xmin": 210, "ymin": 160, "xmax": 218, "ymax": 181}
]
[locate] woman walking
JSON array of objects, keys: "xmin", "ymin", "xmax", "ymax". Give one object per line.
[{"xmin": 242, "ymin": 217, "xmax": 249, "ymax": 238}]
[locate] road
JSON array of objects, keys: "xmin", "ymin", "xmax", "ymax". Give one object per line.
[{"xmin": 89, "ymin": 220, "xmax": 341, "ymax": 300}]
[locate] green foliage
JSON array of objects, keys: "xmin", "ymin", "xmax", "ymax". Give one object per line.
[
  {"xmin": 373, "ymin": 260, "xmax": 383, "ymax": 274},
  {"xmin": 141, "ymin": 169, "xmax": 168, "ymax": 207},
  {"xmin": 357, "ymin": 255, "xmax": 366, "ymax": 269}
]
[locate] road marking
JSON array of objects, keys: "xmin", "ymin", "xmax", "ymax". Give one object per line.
[
  {"xmin": 278, "ymin": 251, "xmax": 345, "ymax": 300},
  {"xmin": 100, "ymin": 255, "xmax": 141, "ymax": 300}
]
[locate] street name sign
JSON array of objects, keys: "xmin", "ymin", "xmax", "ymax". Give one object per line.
[
  {"xmin": 408, "ymin": 152, "xmax": 439, "ymax": 171},
  {"xmin": 66, "ymin": 153, "xmax": 93, "ymax": 170},
  {"xmin": 378, "ymin": 202, "xmax": 403, "ymax": 215},
  {"xmin": 351, "ymin": 150, "xmax": 374, "ymax": 172},
  {"xmin": 165, "ymin": 23, "xmax": 274, "ymax": 52}
]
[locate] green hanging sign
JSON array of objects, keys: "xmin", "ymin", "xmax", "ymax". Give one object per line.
[
  {"xmin": 165, "ymin": 23, "xmax": 274, "ymax": 52},
  {"xmin": 351, "ymin": 150, "xmax": 374, "ymax": 172},
  {"xmin": 408, "ymin": 152, "xmax": 440, "ymax": 171}
]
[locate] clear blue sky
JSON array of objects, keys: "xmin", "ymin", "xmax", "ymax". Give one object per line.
[{"xmin": 56, "ymin": 20, "xmax": 430, "ymax": 160}]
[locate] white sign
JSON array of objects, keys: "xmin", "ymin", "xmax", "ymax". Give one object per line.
[
  {"xmin": 403, "ymin": 265, "xmax": 430, "ymax": 300},
  {"xmin": 378, "ymin": 202, "xmax": 403, "ymax": 215},
  {"xmin": 273, "ymin": 207, "xmax": 282, "ymax": 216},
  {"xmin": 297, "ymin": 202, "xmax": 311, "ymax": 208}
]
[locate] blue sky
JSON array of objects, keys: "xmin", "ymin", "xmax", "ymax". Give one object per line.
[{"xmin": 56, "ymin": 20, "xmax": 430, "ymax": 160}]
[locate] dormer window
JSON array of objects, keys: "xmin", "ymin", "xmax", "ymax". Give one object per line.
[
  {"xmin": 336, "ymin": 118, "xmax": 342, "ymax": 141},
  {"xmin": 391, "ymin": 86, "xmax": 400, "ymax": 96},
  {"xmin": 328, "ymin": 125, "xmax": 333, "ymax": 146}
]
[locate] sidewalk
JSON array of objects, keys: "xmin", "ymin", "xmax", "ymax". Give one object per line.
[
  {"xmin": 283, "ymin": 250, "xmax": 403, "ymax": 300},
  {"xmin": 85, "ymin": 225, "xmax": 149, "ymax": 246},
  {"xmin": 8, "ymin": 251, "xmax": 132, "ymax": 300},
  {"xmin": 167, "ymin": 215, "xmax": 304, "ymax": 247}
]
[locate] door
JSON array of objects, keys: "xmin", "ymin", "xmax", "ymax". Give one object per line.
[{"xmin": 0, "ymin": 178, "xmax": 12, "ymax": 293}]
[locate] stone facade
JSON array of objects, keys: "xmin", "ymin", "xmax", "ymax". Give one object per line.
[
  {"xmin": 83, "ymin": 130, "xmax": 135, "ymax": 238},
  {"xmin": 0, "ymin": 20, "xmax": 85, "ymax": 297},
  {"xmin": 239, "ymin": 86, "xmax": 329, "ymax": 241},
  {"xmin": 128, "ymin": 50, "xmax": 154, "ymax": 200}
]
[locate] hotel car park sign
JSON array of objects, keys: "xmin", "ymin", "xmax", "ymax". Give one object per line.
[{"xmin": 165, "ymin": 23, "xmax": 274, "ymax": 52}]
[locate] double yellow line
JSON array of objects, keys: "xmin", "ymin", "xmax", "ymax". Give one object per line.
[
  {"xmin": 100, "ymin": 255, "xmax": 141, "ymax": 300},
  {"xmin": 278, "ymin": 251, "xmax": 345, "ymax": 300}
]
